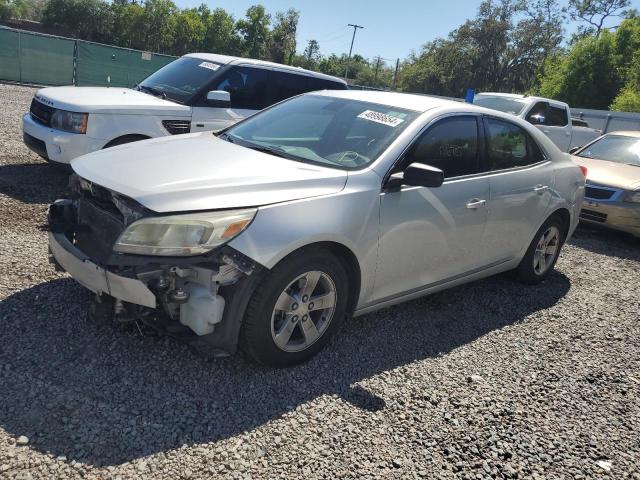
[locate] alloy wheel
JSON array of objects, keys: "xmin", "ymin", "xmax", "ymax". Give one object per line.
[{"xmin": 533, "ymin": 226, "xmax": 560, "ymax": 275}]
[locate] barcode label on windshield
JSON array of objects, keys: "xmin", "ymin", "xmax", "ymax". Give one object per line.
[
  {"xmin": 199, "ymin": 62, "xmax": 220, "ymax": 71},
  {"xmin": 357, "ymin": 110, "xmax": 404, "ymax": 127}
]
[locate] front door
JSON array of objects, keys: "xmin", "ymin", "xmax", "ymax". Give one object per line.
[
  {"xmin": 373, "ymin": 115, "xmax": 490, "ymax": 302},
  {"xmin": 482, "ymin": 116, "xmax": 554, "ymax": 261}
]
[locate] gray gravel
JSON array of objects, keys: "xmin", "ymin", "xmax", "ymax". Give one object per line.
[{"xmin": 1, "ymin": 82, "xmax": 639, "ymax": 480}]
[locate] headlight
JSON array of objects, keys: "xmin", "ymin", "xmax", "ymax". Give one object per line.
[
  {"xmin": 113, "ymin": 209, "xmax": 256, "ymax": 256},
  {"xmin": 624, "ymin": 191, "xmax": 640, "ymax": 204},
  {"xmin": 50, "ymin": 109, "xmax": 88, "ymax": 134}
]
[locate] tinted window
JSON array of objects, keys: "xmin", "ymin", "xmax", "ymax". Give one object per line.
[
  {"xmin": 547, "ymin": 105, "xmax": 568, "ymax": 126},
  {"xmin": 308, "ymin": 77, "xmax": 347, "ymax": 91},
  {"xmin": 270, "ymin": 72, "xmax": 311, "ymax": 104},
  {"xmin": 213, "ymin": 66, "xmax": 269, "ymax": 109},
  {"xmin": 485, "ymin": 118, "xmax": 544, "ymax": 170},
  {"xmin": 472, "ymin": 96, "xmax": 527, "ymax": 115},
  {"xmin": 404, "ymin": 116, "xmax": 480, "ymax": 178},
  {"xmin": 525, "ymin": 102, "xmax": 549, "ymax": 124}
]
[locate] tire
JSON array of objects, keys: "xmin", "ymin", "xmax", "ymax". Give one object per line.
[
  {"xmin": 514, "ymin": 215, "xmax": 566, "ymax": 284},
  {"xmin": 103, "ymin": 135, "xmax": 149, "ymax": 149},
  {"xmin": 240, "ymin": 247, "xmax": 349, "ymax": 367}
]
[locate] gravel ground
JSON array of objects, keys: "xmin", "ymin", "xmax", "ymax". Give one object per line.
[{"xmin": 0, "ymin": 82, "xmax": 639, "ymax": 480}]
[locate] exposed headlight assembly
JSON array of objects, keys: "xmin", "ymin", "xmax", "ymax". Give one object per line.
[
  {"xmin": 51, "ymin": 109, "xmax": 88, "ymax": 134},
  {"xmin": 113, "ymin": 209, "xmax": 256, "ymax": 256},
  {"xmin": 624, "ymin": 190, "xmax": 640, "ymax": 204}
]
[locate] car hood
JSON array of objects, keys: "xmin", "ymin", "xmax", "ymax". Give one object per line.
[
  {"xmin": 572, "ymin": 156, "xmax": 640, "ymax": 190},
  {"xmin": 71, "ymin": 133, "xmax": 349, "ymax": 212},
  {"xmin": 34, "ymin": 87, "xmax": 191, "ymax": 116}
]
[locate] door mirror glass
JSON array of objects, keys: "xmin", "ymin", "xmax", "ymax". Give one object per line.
[
  {"xmin": 402, "ymin": 163, "xmax": 444, "ymax": 188},
  {"xmin": 528, "ymin": 113, "xmax": 546, "ymax": 125},
  {"xmin": 206, "ymin": 90, "xmax": 231, "ymax": 107}
]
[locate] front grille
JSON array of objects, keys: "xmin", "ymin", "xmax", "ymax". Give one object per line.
[
  {"xmin": 580, "ymin": 209, "xmax": 607, "ymax": 223},
  {"xmin": 30, "ymin": 98, "xmax": 54, "ymax": 127},
  {"xmin": 75, "ymin": 197, "xmax": 126, "ymax": 263},
  {"xmin": 162, "ymin": 120, "xmax": 191, "ymax": 135},
  {"xmin": 585, "ymin": 186, "xmax": 615, "ymax": 200}
]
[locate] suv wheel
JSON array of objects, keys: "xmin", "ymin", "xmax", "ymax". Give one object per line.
[
  {"xmin": 515, "ymin": 216, "xmax": 565, "ymax": 284},
  {"xmin": 240, "ymin": 248, "xmax": 349, "ymax": 367}
]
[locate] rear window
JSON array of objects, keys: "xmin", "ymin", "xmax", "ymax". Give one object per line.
[{"xmin": 473, "ymin": 95, "xmax": 527, "ymax": 115}]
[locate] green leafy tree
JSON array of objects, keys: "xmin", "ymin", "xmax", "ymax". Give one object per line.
[
  {"xmin": 270, "ymin": 8, "xmax": 299, "ymax": 64},
  {"xmin": 42, "ymin": 0, "xmax": 105, "ymax": 39},
  {"xmin": 173, "ymin": 8, "xmax": 205, "ymax": 55},
  {"xmin": 301, "ymin": 39, "xmax": 321, "ymax": 68},
  {"xmin": 569, "ymin": 0, "xmax": 631, "ymax": 36},
  {"xmin": 236, "ymin": 5, "xmax": 271, "ymax": 60},
  {"xmin": 538, "ymin": 31, "xmax": 623, "ymax": 108},
  {"xmin": 201, "ymin": 7, "xmax": 242, "ymax": 55},
  {"xmin": 142, "ymin": 0, "xmax": 178, "ymax": 54},
  {"xmin": 0, "ymin": 0, "xmax": 13, "ymax": 21}
]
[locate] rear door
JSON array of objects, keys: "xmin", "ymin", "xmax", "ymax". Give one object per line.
[
  {"xmin": 190, "ymin": 65, "xmax": 269, "ymax": 132},
  {"xmin": 373, "ymin": 115, "xmax": 490, "ymax": 301},
  {"xmin": 482, "ymin": 117, "xmax": 554, "ymax": 262}
]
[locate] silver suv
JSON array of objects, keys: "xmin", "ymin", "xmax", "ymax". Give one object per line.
[{"xmin": 48, "ymin": 90, "xmax": 585, "ymax": 366}]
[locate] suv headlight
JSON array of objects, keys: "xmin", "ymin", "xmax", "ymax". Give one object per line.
[
  {"xmin": 624, "ymin": 190, "xmax": 640, "ymax": 204},
  {"xmin": 114, "ymin": 209, "xmax": 256, "ymax": 256},
  {"xmin": 50, "ymin": 109, "xmax": 88, "ymax": 134}
]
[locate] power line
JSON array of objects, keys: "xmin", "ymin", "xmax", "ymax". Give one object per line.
[{"xmin": 344, "ymin": 23, "xmax": 364, "ymax": 81}]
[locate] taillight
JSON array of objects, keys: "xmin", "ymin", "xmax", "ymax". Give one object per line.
[{"xmin": 579, "ymin": 165, "xmax": 588, "ymax": 177}]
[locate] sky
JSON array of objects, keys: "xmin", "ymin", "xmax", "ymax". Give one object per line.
[{"xmin": 173, "ymin": 0, "xmax": 639, "ymax": 67}]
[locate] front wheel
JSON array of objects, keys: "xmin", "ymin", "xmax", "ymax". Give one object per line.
[
  {"xmin": 240, "ymin": 248, "xmax": 349, "ymax": 367},
  {"xmin": 514, "ymin": 216, "xmax": 565, "ymax": 284}
]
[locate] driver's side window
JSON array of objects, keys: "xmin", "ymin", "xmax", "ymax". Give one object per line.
[
  {"xmin": 403, "ymin": 116, "xmax": 480, "ymax": 178},
  {"xmin": 212, "ymin": 66, "xmax": 269, "ymax": 110}
]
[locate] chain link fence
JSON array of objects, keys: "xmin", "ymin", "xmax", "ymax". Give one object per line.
[{"xmin": 0, "ymin": 27, "xmax": 175, "ymax": 87}]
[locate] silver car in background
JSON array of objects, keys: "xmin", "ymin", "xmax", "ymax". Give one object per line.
[{"xmin": 48, "ymin": 90, "xmax": 585, "ymax": 366}]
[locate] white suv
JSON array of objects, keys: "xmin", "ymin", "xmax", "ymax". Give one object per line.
[{"xmin": 22, "ymin": 53, "xmax": 346, "ymax": 165}]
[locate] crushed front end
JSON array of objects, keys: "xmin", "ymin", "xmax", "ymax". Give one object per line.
[{"xmin": 48, "ymin": 174, "xmax": 261, "ymax": 356}]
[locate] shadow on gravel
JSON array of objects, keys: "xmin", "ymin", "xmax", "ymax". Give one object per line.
[
  {"xmin": 569, "ymin": 225, "xmax": 639, "ymax": 261},
  {"xmin": 0, "ymin": 272, "xmax": 570, "ymax": 466},
  {"xmin": 0, "ymin": 162, "xmax": 69, "ymax": 204}
]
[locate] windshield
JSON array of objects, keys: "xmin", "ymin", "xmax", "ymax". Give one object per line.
[
  {"xmin": 473, "ymin": 95, "xmax": 527, "ymax": 115},
  {"xmin": 224, "ymin": 95, "xmax": 420, "ymax": 170},
  {"xmin": 138, "ymin": 57, "xmax": 223, "ymax": 104},
  {"xmin": 578, "ymin": 135, "xmax": 640, "ymax": 166}
]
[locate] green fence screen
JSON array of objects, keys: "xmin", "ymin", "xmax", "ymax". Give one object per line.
[
  {"xmin": 0, "ymin": 28, "xmax": 75, "ymax": 85},
  {"xmin": 0, "ymin": 27, "xmax": 176, "ymax": 87},
  {"xmin": 76, "ymin": 41, "xmax": 175, "ymax": 87}
]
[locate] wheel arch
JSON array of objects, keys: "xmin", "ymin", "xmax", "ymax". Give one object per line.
[
  {"xmin": 102, "ymin": 134, "xmax": 151, "ymax": 149},
  {"xmin": 548, "ymin": 207, "xmax": 571, "ymax": 241}
]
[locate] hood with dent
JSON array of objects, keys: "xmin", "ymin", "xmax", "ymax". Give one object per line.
[
  {"xmin": 35, "ymin": 87, "xmax": 191, "ymax": 117},
  {"xmin": 71, "ymin": 132, "xmax": 348, "ymax": 212},
  {"xmin": 571, "ymin": 156, "xmax": 640, "ymax": 190}
]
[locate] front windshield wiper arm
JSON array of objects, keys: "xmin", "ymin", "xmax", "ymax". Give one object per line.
[
  {"xmin": 626, "ymin": 163, "xmax": 640, "ymax": 168},
  {"xmin": 137, "ymin": 84, "xmax": 167, "ymax": 100}
]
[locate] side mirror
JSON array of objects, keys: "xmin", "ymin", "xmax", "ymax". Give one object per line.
[
  {"xmin": 206, "ymin": 90, "xmax": 231, "ymax": 107},
  {"xmin": 568, "ymin": 146, "xmax": 580, "ymax": 155},
  {"xmin": 528, "ymin": 114, "xmax": 546, "ymax": 125},
  {"xmin": 402, "ymin": 163, "xmax": 444, "ymax": 188}
]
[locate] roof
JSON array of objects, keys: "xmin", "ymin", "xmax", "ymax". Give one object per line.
[
  {"xmin": 184, "ymin": 53, "xmax": 346, "ymax": 84},
  {"xmin": 476, "ymin": 92, "xmax": 569, "ymax": 108},
  {"xmin": 604, "ymin": 130, "xmax": 640, "ymax": 138},
  {"xmin": 311, "ymin": 89, "xmax": 467, "ymax": 113}
]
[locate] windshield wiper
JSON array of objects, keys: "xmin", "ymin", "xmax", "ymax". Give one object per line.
[
  {"xmin": 137, "ymin": 84, "xmax": 167, "ymax": 100},
  {"xmin": 243, "ymin": 143, "xmax": 292, "ymax": 159},
  {"xmin": 626, "ymin": 163, "xmax": 640, "ymax": 168}
]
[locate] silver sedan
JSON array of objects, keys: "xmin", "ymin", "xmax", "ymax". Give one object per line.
[{"xmin": 48, "ymin": 90, "xmax": 585, "ymax": 366}]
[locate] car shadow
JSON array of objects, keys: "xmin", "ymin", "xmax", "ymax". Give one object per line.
[
  {"xmin": 569, "ymin": 224, "xmax": 639, "ymax": 260},
  {"xmin": 0, "ymin": 162, "xmax": 70, "ymax": 204},
  {"xmin": 0, "ymin": 271, "xmax": 570, "ymax": 467}
]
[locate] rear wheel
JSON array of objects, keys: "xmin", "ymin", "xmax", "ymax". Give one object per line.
[
  {"xmin": 514, "ymin": 216, "xmax": 566, "ymax": 284},
  {"xmin": 240, "ymin": 248, "xmax": 349, "ymax": 367}
]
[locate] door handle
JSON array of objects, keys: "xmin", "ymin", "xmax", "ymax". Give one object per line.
[
  {"xmin": 534, "ymin": 184, "xmax": 549, "ymax": 194},
  {"xmin": 466, "ymin": 199, "xmax": 486, "ymax": 209}
]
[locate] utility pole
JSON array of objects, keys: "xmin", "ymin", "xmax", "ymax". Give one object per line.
[
  {"xmin": 392, "ymin": 58, "xmax": 400, "ymax": 91},
  {"xmin": 344, "ymin": 23, "xmax": 364, "ymax": 82},
  {"xmin": 374, "ymin": 56, "xmax": 382, "ymax": 84}
]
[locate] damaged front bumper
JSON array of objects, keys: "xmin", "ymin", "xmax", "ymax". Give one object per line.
[{"xmin": 48, "ymin": 195, "xmax": 262, "ymax": 356}]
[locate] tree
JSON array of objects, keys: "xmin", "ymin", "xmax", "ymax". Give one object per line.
[
  {"xmin": 173, "ymin": 8, "xmax": 205, "ymax": 55},
  {"xmin": 142, "ymin": 0, "xmax": 178, "ymax": 54},
  {"xmin": 236, "ymin": 5, "xmax": 271, "ymax": 60},
  {"xmin": 270, "ymin": 8, "xmax": 299, "ymax": 64},
  {"xmin": 201, "ymin": 7, "xmax": 242, "ymax": 55},
  {"xmin": 42, "ymin": 0, "xmax": 105, "ymax": 39},
  {"xmin": 538, "ymin": 31, "xmax": 623, "ymax": 108},
  {"xmin": 302, "ymin": 39, "xmax": 321, "ymax": 68},
  {"xmin": 569, "ymin": 0, "xmax": 631, "ymax": 36}
]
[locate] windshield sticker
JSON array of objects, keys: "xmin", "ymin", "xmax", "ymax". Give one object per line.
[
  {"xmin": 358, "ymin": 110, "xmax": 404, "ymax": 127},
  {"xmin": 198, "ymin": 62, "xmax": 220, "ymax": 71}
]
